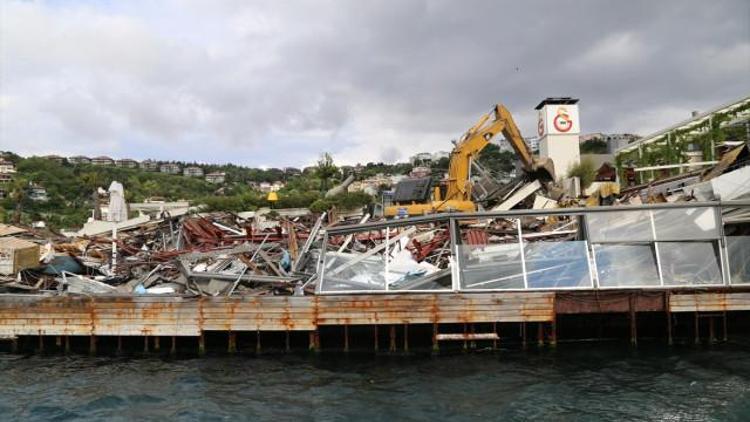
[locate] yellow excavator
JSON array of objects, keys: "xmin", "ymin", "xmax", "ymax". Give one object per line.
[{"xmin": 384, "ymin": 103, "xmax": 556, "ymax": 218}]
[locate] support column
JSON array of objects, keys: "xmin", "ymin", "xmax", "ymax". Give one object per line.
[
  {"xmin": 389, "ymin": 325, "xmax": 396, "ymax": 353},
  {"xmin": 403, "ymin": 324, "xmax": 409, "ymax": 353},
  {"xmin": 117, "ymin": 336, "xmax": 123, "ymax": 354},
  {"xmin": 343, "ymin": 325, "xmax": 349, "ymax": 353},
  {"xmin": 694, "ymin": 312, "xmax": 700, "ymax": 345},
  {"xmin": 171, "ymin": 336, "xmax": 177, "ymax": 355},
  {"xmin": 37, "ymin": 334, "xmax": 44, "ymax": 353},
  {"xmin": 228, "ymin": 332, "xmax": 237, "ymax": 354},
  {"xmin": 154, "ymin": 336, "xmax": 161, "ymax": 352},
  {"xmin": 722, "ymin": 311, "xmax": 728, "ymax": 342},
  {"xmin": 629, "ymin": 294, "xmax": 638, "ymax": 347},
  {"xmin": 89, "ymin": 335, "xmax": 97, "ymax": 356},
  {"xmin": 521, "ymin": 323, "xmax": 527, "ymax": 350},
  {"xmin": 493, "ymin": 322, "xmax": 498, "ymax": 350},
  {"xmin": 285, "ymin": 331, "xmax": 290, "ymax": 353},
  {"xmin": 537, "ymin": 322, "xmax": 544, "ymax": 347},
  {"xmin": 374, "ymin": 326, "xmax": 379, "ymax": 352},
  {"xmin": 666, "ymin": 293, "xmax": 673, "ymax": 346},
  {"xmin": 255, "ymin": 330, "xmax": 261, "ymax": 354},
  {"xmin": 64, "ymin": 336, "xmax": 70, "ymax": 354},
  {"xmin": 144, "ymin": 336, "xmax": 150, "ymax": 353},
  {"xmin": 198, "ymin": 333, "xmax": 206, "ymax": 356},
  {"xmin": 432, "ymin": 323, "xmax": 439, "ymax": 353}
]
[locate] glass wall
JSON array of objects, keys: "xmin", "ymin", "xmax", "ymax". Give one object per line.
[{"xmin": 317, "ymin": 204, "xmax": 740, "ymax": 294}]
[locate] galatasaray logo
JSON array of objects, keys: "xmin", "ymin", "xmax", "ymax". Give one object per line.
[
  {"xmin": 553, "ymin": 107, "xmax": 573, "ymax": 132},
  {"xmin": 537, "ymin": 114, "xmax": 545, "ymax": 136}
]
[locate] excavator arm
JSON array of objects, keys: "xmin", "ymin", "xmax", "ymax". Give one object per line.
[{"xmin": 444, "ymin": 104, "xmax": 555, "ymax": 203}]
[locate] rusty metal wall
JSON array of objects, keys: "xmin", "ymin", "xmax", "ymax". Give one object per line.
[{"xmin": 0, "ymin": 292, "xmax": 555, "ymax": 337}]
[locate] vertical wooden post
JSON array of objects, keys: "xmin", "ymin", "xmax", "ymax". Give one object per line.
[
  {"xmin": 117, "ymin": 336, "xmax": 123, "ymax": 354},
  {"xmin": 285, "ymin": 330, "xmax": 291, "ymax": 353},
  {"xmin": 469, "ymin": 324, "xmax": 476, "ymax": 350},
  {"xmin": 629, "ymin": 295, "xmax": 638, "ymax": 347},
  {"xmin": 374, "ymin": 326, "xmax": 379, "ymax": 352},
  {"xmin": 403, "ymin": 324, "xmax": 409, "ymax": 353},
  {"xmin": 389, "ymin": 325, "xmax": 396, "ymax": 353},
  {"xmin": 154, "ymin": 336, "xmax": 161, "ymax": 352},
  {"xmin": 666, "ymin": 293, "xmax": 673, "ymax": 346},
  {"xmin": 722, "ymin": 311, "xmax": 728, "ymax": 342},
  {"xmin": 228, "ymin": 332, "xmax": 237, "ymax": 353},
  {"xmin": 89, "ymin": 335, "xmax": 97, "ymax": 356},
  {"xmin": 55, "ymin": 336, "xmax": 62, "ymax": 349},
  {"xmin": 343, "ymin": 325, "xmax": 350, "ymax": 353},
  {"xmin": 198, "ymin": 333, "xmax": 206, "ymax": 356},
  {"xmin": 255, "ymin": 329, "xmax": 261, "ymax": 354},
  {"xmin": 537, "ymin": 322, "xmax": 544, "ymax": 347},
  {"xmin": 171, "ymin": 336, "xmax": 177, "ymax": 355},
  {"xmin": 432, "ymin": 323, "xmax": 439, "ymax": 353},
  {"xmin": 64, "ymin": 336, "xmax": 70, "ymax": 354},
  {"xmin": 38, "ymin": 334, "xmax": 44, "ymax": 353},
  {"xmin": 144, "ymin": 336, "xmax": 150, "ymax": 353},
  {"xmin": 549, "ymin": 319, "xmax": 557, "ymax": 348},
  {"xmin": 521, "ymin": 322, "xmax": 527, "ymax": 350},
  {"xmin": 309, "ymin": 329, "xmax": 320, "ymax": 352},
  {"xmin": 492, "ymin": 322, "xmax": 498, "ymax": 350},
  {"xmin": 11, "ymin": 337, "xmax": 18, "ymax": 353},
  {"xmin": 708, "ymin": 317, "xmax": 716, "ymax": 344},
  {"xmin": 463, "ymin": 323, "xmax": 468, "ymax": 351},
  {"xmin": 694, "ymin": 312, "xmax": 700, "ymax": 345}
]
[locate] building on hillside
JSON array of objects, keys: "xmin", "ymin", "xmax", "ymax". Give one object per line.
[
  {"xmin": 0, "ymin": 174, "xmax": 13, "ymax": 183},
  {"xmin": 205, "ymin": 172, "xmax": 226, "ymax": 184},
  {"xmin": 43, "ymin": 155, "xmax": 65, "ymax": 164},
  {"xmin": 141, "ymin": 160, "xmax": 160, "ymax": 171},
  {"xmin": 409, "ymin": 166, "xmax": 431, "ymax": 178},
  {"xmin": 160, "ymin": 163, "xmax": 181, "ymax": 174},
  {"xmin": 68, "ymin": 156, "xmax": 91, "ymax": 165},
  {"xmin": 271, "ymin": 181, "xmax": 285, "ymax": 191},
  {"xmin": 0, "ymin": 160, "xmax": 16, "ymax": 174},
  {"xmin": 91, "ymin": 156, "xmax": 115, "ymax": 166},
  {"xmin": 116, "ymin": 158, "xmax": 139, "ymax": 168},
  {"xmin": 0, "ymin": 187, "xmax": 6, "ymax": 199},
  {"xmin": 183, "ymin": 166, "xmax": 204, "ymax": 177},
  {"xmin": 28, "ymin": 185, "xmax": 48, "ymax": 202},
  {"xmin": 258, "ymin": 182, "xmax": 272, "ymax": 192}
]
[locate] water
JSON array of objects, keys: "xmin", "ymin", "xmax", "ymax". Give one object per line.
[{"xmin": 1, "ymin": 343, "xmax": 748, "ymax": 421}]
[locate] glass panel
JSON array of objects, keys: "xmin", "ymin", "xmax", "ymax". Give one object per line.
[
  {"xmin": 320, "ymin": 222, "xmax": 453, "ymax": 292},
  {"xmin": 586, "ymin": 211, "xmax": 654, "ymax": 242},
  {"xmin": 652, "ymin": 208, "xmax": 719, "ymax": 241},
  {"xmin": 593, "ymin": 243, "xmax": 660, "ymax": 287},
  {"xmin": 727, "ymin": 236, "xmax": 750, "ymax": 284},
  {"xmin": 524, "ymin": 241, "xmax": 592, "ymax": 288},
  {"xmin": 459, "ymin": 244, "xmax": 525, "ymax": 290},
  {"xmin": 321, "ymin": 251, "xmax": 387, "ymax": 292},
  {"xmin": 658, "ymin": 241, "xmax": 722, "ymax": 285}
]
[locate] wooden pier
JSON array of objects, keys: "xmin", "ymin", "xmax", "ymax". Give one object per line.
[{"xmin": 0, "ymin": 288, "xmax": 748, "ymax": 353}]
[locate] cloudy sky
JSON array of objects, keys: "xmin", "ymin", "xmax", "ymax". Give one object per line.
[{"xmin": 1, "ymin": 0, "xmax": 749, "ymax": 167}]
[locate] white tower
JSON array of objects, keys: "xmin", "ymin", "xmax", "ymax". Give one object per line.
[{"xmin": 535, "ymin": 97, "xmax": 581, "ymax": 179}]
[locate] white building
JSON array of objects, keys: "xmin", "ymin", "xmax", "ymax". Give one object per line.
[
  {"xmin": 183, "ymin": 166, "xmax": 204, "ymax": 177},
  {"xmin": 0, "ymin": 160, "xmax": 16, "ymax": 174},
  {"xmin": 29, "ymin": 185, "xmax": 48, "ymax": 202},
  {"xmin": 536, "ymin": 97, "xmax": 581, "ymax": 177},
  {"xmin": 116, "ymin": 159, "xmax": 139, "ymax": 168},
  {"xmin": 160, "ymin": 163, "xmax": 182, "ymax": 174},
  {"xmin": 141, "ymin": 160, "xmax": 160, "ymax": 171},
  {"xmin": 205, "ymin": 172, "xmax": 226, "ymax": 184},
  {"xmin": 91, "ymin": 156, "xmax": 114, "ymax": 166},
  {"xmin": 68, "ymin": 156, "xmax": 91, "ymax": 165}
]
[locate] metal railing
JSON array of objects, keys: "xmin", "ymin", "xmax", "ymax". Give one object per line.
[{"xmin": 317, "ymin": 201, "xmax": 750, "ymax": 294}]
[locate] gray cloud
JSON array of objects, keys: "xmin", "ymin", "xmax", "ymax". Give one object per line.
[{"xmin": 1, "ymin": 0, "xmax": 748, "ymax": 166}]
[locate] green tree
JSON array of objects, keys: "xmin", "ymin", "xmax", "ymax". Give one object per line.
[{"xmin": 314, "ymin": 152, "xmax": 338, "ymax": 192}]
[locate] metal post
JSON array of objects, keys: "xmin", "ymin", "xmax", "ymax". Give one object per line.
[
  {"xmin": 649, "ymin": 211, "xmax": 665, "ymax": 286},
  {"xmin": 517, "ymin": 219, "xmax": 528, "ymax": 289},
  {"xmin": 666, "ymin": 292, "xmax": 673, "ymax": 346},
  {"xmin": 449, "ymin": 218, "xmax": 462, "ymax": 291},
  {"xmin": 384, "ymin": 228, "xmax": 390, "ymax": 292},
  {"xmin": 629, "ymin": 294, "xmax": 638, "ymax": 347}
]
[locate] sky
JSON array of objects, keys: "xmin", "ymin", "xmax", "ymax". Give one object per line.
[{"xmin": 1, "ymin": 0, "xmax": 749, "ymax": 168}]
